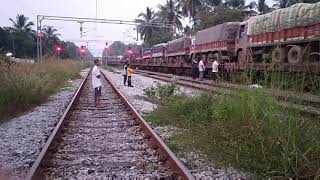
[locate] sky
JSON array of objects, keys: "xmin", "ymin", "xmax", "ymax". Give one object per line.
[{"xmin": 0, "ymin": 0, "xmax": 274, "ymax": 56}]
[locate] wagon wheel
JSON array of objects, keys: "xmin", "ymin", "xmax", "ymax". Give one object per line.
[
  {"xmin": 272, "ymin": 47, "xmax": 286, "ymax": 63},
  {"xmin": 287, "ymin": 46, "xmax": 303, "ymax": 64}
]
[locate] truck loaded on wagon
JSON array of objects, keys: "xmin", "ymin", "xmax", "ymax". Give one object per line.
[
  {"xmin": 191, "ymin": 22, "xmax": 240, "ymax": 64},
  {"xmin": 152, "ymin": 43, "xmax": 166, "ymax": 63},
  {"xmin": 121, "ymin": 2, "xmax": 320, "ymax": 74},
  {"xmin": 234, "ymin": 2, "xmax": 320, "ymax": 71},
  {"xmin": 166, "ymin": 37, "xmax": 192, "ymax": 63}
]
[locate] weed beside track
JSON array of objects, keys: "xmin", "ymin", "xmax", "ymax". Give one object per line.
[
  {"xmin": 0, "ymin": 59, "xmax": 84, "ymax": 122},
  {"xmin": 146, "ymin": 88, "xmax": 320, "ymax": 179}
]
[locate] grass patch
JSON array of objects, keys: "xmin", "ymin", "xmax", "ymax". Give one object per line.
[
  {"xmin": 0, "ymin": 58, "xmax": 84, "ymax": 122},
  {"xmin": 229, "ymin": 70, "xmax": 320, "ymax": 95},
  {"xmin": 147, "ymin": 91, "xmax": 320, "ymax": 179},
  {"xmin": 143, "ymin": 82, "xmax": 180, "ymax": 103}
]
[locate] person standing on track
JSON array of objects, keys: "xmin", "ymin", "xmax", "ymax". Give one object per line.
[
  {"xmin": 198, "ymin": 55, "xmax": 205, "ymax": 81},
  {"xmin": 122, "ymin": 63, "xmax": 128, "ymax": 86},
  {"xmin": 127, "ymin": 64, "xmax": 134, "ymax": 87},
  {"xmin": 92, "ymin": 59, "xmax": 102, "ymax": 107}
]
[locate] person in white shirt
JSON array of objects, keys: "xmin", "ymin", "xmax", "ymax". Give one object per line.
[
  {"xmin": 198, "ymin": 55, "xmax": 205, "ymax": 81},
  {"xmin": 122, "ymin": 64, "xmax": 128, "ymax": 86},
  {"xmin": 92, "ymin": 59, "xmax": 102, "ymax": 107},
  {"xmin": 211, "ymin": 56, "xmax": 219, "ymax": 81}
]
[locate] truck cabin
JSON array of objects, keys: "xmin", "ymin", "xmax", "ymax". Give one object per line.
[
  {"xmin": 141, "ymin": 48, "xmax": 152, "ymax": 64},
  {"xmin": 235, "ymin": 18, "xmax": 251, "ymax": 63},
  {"xmin": 152, "ymin": 43, "xmax": 166, "ymax": 64}
]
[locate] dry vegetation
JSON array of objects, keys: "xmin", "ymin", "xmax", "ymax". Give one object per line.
[{"xmin": 0, "ymin": 58, "xmax": 84, "ymax": 122}]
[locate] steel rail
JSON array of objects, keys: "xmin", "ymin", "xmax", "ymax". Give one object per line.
[
  {"xmin": 26, "ymin": 69, "xmax": 194, "ymax": 180},
  {"xmin": 101, "ymin": 72, "xmax": 195, "ymax": 180},
  {"xmin": 25, "ymin": 69, "xmax": 91, "ymax": 180}
]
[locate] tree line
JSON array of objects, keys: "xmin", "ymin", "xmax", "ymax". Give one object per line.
[
  {"xmin": 135, "ymin": 0, "xmax": 320, "ymax": 47},
  {"xmin": 0, "ymin": 14, "xmax": 93, "ymax": 59}
]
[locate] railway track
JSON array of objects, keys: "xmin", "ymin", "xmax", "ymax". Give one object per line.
[
  {"xmin": 26, "ymin": 70, "xmax": 194, "ymax": 179},
  {"xmin": 134, "ymin": 69, "xmax": 320, "ymax": 118}
]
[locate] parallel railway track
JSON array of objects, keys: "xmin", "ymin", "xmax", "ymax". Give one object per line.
[
  {"xmin": 134, "ymin": 69, "xmax": 320, "ymax": 118},
  {"xmin": 26, "ymin": 70, "xmax": 194, "ymax": 179}
]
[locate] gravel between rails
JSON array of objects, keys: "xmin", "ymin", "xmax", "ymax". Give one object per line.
[
  {"xmin": 102, "ymin": 69, "xmax": 248, "ymax": 179},
  {"xmin": 42, "ymin": 73, "xmax": 173, "ymax": 179},
  {"xmin": 0, "ymin": 68, "xmax": 90, "ymax": 178},
  {"xmin": 102, "ymin": 69, "xmax": 200, "ymax": 115}
]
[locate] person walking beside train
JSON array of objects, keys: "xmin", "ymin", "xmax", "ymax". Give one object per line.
[
  {"xmin": 92, "ymin": 59, "xmax": 102, "ymax": 107},
  {"xmin": 212, "ymin": 58, "xmax": 219, "ymax": 82},
  {"xmin": 191, "ymin": 55, "xmax": 198, "ymax": 79},
  {"xmin": 122, "ymin": 63, "xmax": 128, "ymax": 86},
  {"xmin": 127, "ymin": 64, "xmax": 134, "ymax": 87},
  {"xmin": 198, "ymin": 55, "xmax": 205, "ymax": 81}
]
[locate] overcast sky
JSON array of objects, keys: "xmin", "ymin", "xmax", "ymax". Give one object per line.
[{"xmin": 0, "ymin": 0, "xmax": 274, "ymax": 56}]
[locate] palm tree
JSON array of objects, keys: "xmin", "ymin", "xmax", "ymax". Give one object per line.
[
  {"xmin": 273, "ymin": 0, "xmax": 290, "ymax": 8},
  {"xmin": 224, "ymin": 0, "xmax": 246, "ymax": 8},
  {"xmin": 177, "ymin": 0, "xmax": 204, "ymax": 21},
  {"xmin": 249, "ymin": 0, "xmax": 274, "ymax": 15},
  {"xmin": 257, "ymin": 0, "xmax": 269, "ymax": 14},
  {"xmin": 9, "ymin": 14, "xmax": 34, "ymax": 33},
  {"xmin": 157, "ymin": 0, "xmax": 183, "ymax": 30},
  {"xmin": 183, "ymin": 25, "xmax": 192, "ymax": 35},
  {"xmin": 135, "ymin": 7, "xmax": 158, "ymax": 43},
  {"xmin": 224, "ymin": 0, "xmax": 257, "ymax": 16},
  {"xmin": 205, "ymin": 0, "xmax": 223, "ymax": 7},
  {"xmin": 42, "ymin": 26, "xmax": 60, "ymax": 45}
]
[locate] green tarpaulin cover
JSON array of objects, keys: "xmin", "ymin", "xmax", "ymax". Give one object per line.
[{"xmin": 248, "ymin": 2, "xmax": 320, "ymax": 35}]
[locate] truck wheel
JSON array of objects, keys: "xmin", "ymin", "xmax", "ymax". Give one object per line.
[
  {"xmin": 272, "ymin": 48, "xmax": 286, "ymax": 63},
  {"xmin": 287, "ymin": 46, "xmax": 303, "ymax": 64}
]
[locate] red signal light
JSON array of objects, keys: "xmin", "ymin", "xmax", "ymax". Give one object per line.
[
  {"xmin": 80, "ymin": 49, "xmax": 85, "ymax": 53},
  {"xmin": 56, "ymin": 47, "xmax": 61, "ymax": 51}
]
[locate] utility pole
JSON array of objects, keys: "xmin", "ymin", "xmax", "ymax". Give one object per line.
[
  {"xmin": 9, "ymin": 29, "xmax": 15, "ymax": 57},
  {"xmin": 79, "ymin": 22, "xmax": 84, "ymax": 38},
  {"xmin": 136, "ymin": 27, "xmax": 139, "ymax": 41}
]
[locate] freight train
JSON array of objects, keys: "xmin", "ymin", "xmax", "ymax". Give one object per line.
[{"xmin": 107, "ymin": 2, "xmax": 320, "ymax": 77}]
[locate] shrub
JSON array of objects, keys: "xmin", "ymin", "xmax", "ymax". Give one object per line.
[
  {"xmin": 147, "ymin": 91, "xmax": 320, "ymax": 178},
  {"xmin": 143, "ymin": 82, "xmax": 179, "ymax": 102},
  {"xmin": 0, "ymin": 59, "xmax": 83, "ymax": 122}
]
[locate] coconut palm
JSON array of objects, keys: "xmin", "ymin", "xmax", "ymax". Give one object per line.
[
  {"xmin": 224, "ymin": 0, "xmax": 257, "ymax": 16},
  {"xmin": 177, "ymin": 0, "xmax": 204, "ymax": 20},
  {"xmin": 249, "ymin": 0, "xmax": 274, "ymax": 15},
  {"xmin": 157, "ymin": 0, "xmax": 183, "ymax": 30},
  {"xmin": 42, "ymin": 26, "xmax": 60, "ymax": 45},
  {"xmin": 257, "ymin": 0, "xmax": 271, "ymax": 14},
  {"xmin": 205, "ymin": 0, "xmax": 223, "ymax": 7},
  {"xmin": 135, "ymin": 7, "xmax": 158, "ymax": 42},
  {"xmin": 224, "ymin": 0, "xmax": 246, "ymax": 8},
  {"xmin": 9, "ymin": 14, "xmax": 34, "ymax": 33},
  {"xmin": 273, "ymin": 0, "xmax": 291, "ymax": 8}
]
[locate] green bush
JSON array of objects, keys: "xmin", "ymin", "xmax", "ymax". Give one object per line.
[
  {"xmin": 147, "ymin": 91, "xmax": 320, "ymax": 178},
  {"xmin": 143, "ymin": 82, "xmax": 179, "ymax": 102},
  {"xmin": 0, "ymin": 59, "xmax": 83, "ymax": 122},
  {"xmin": 229, "ymin": 70, "xmax": 320, "ymax": 95}
]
